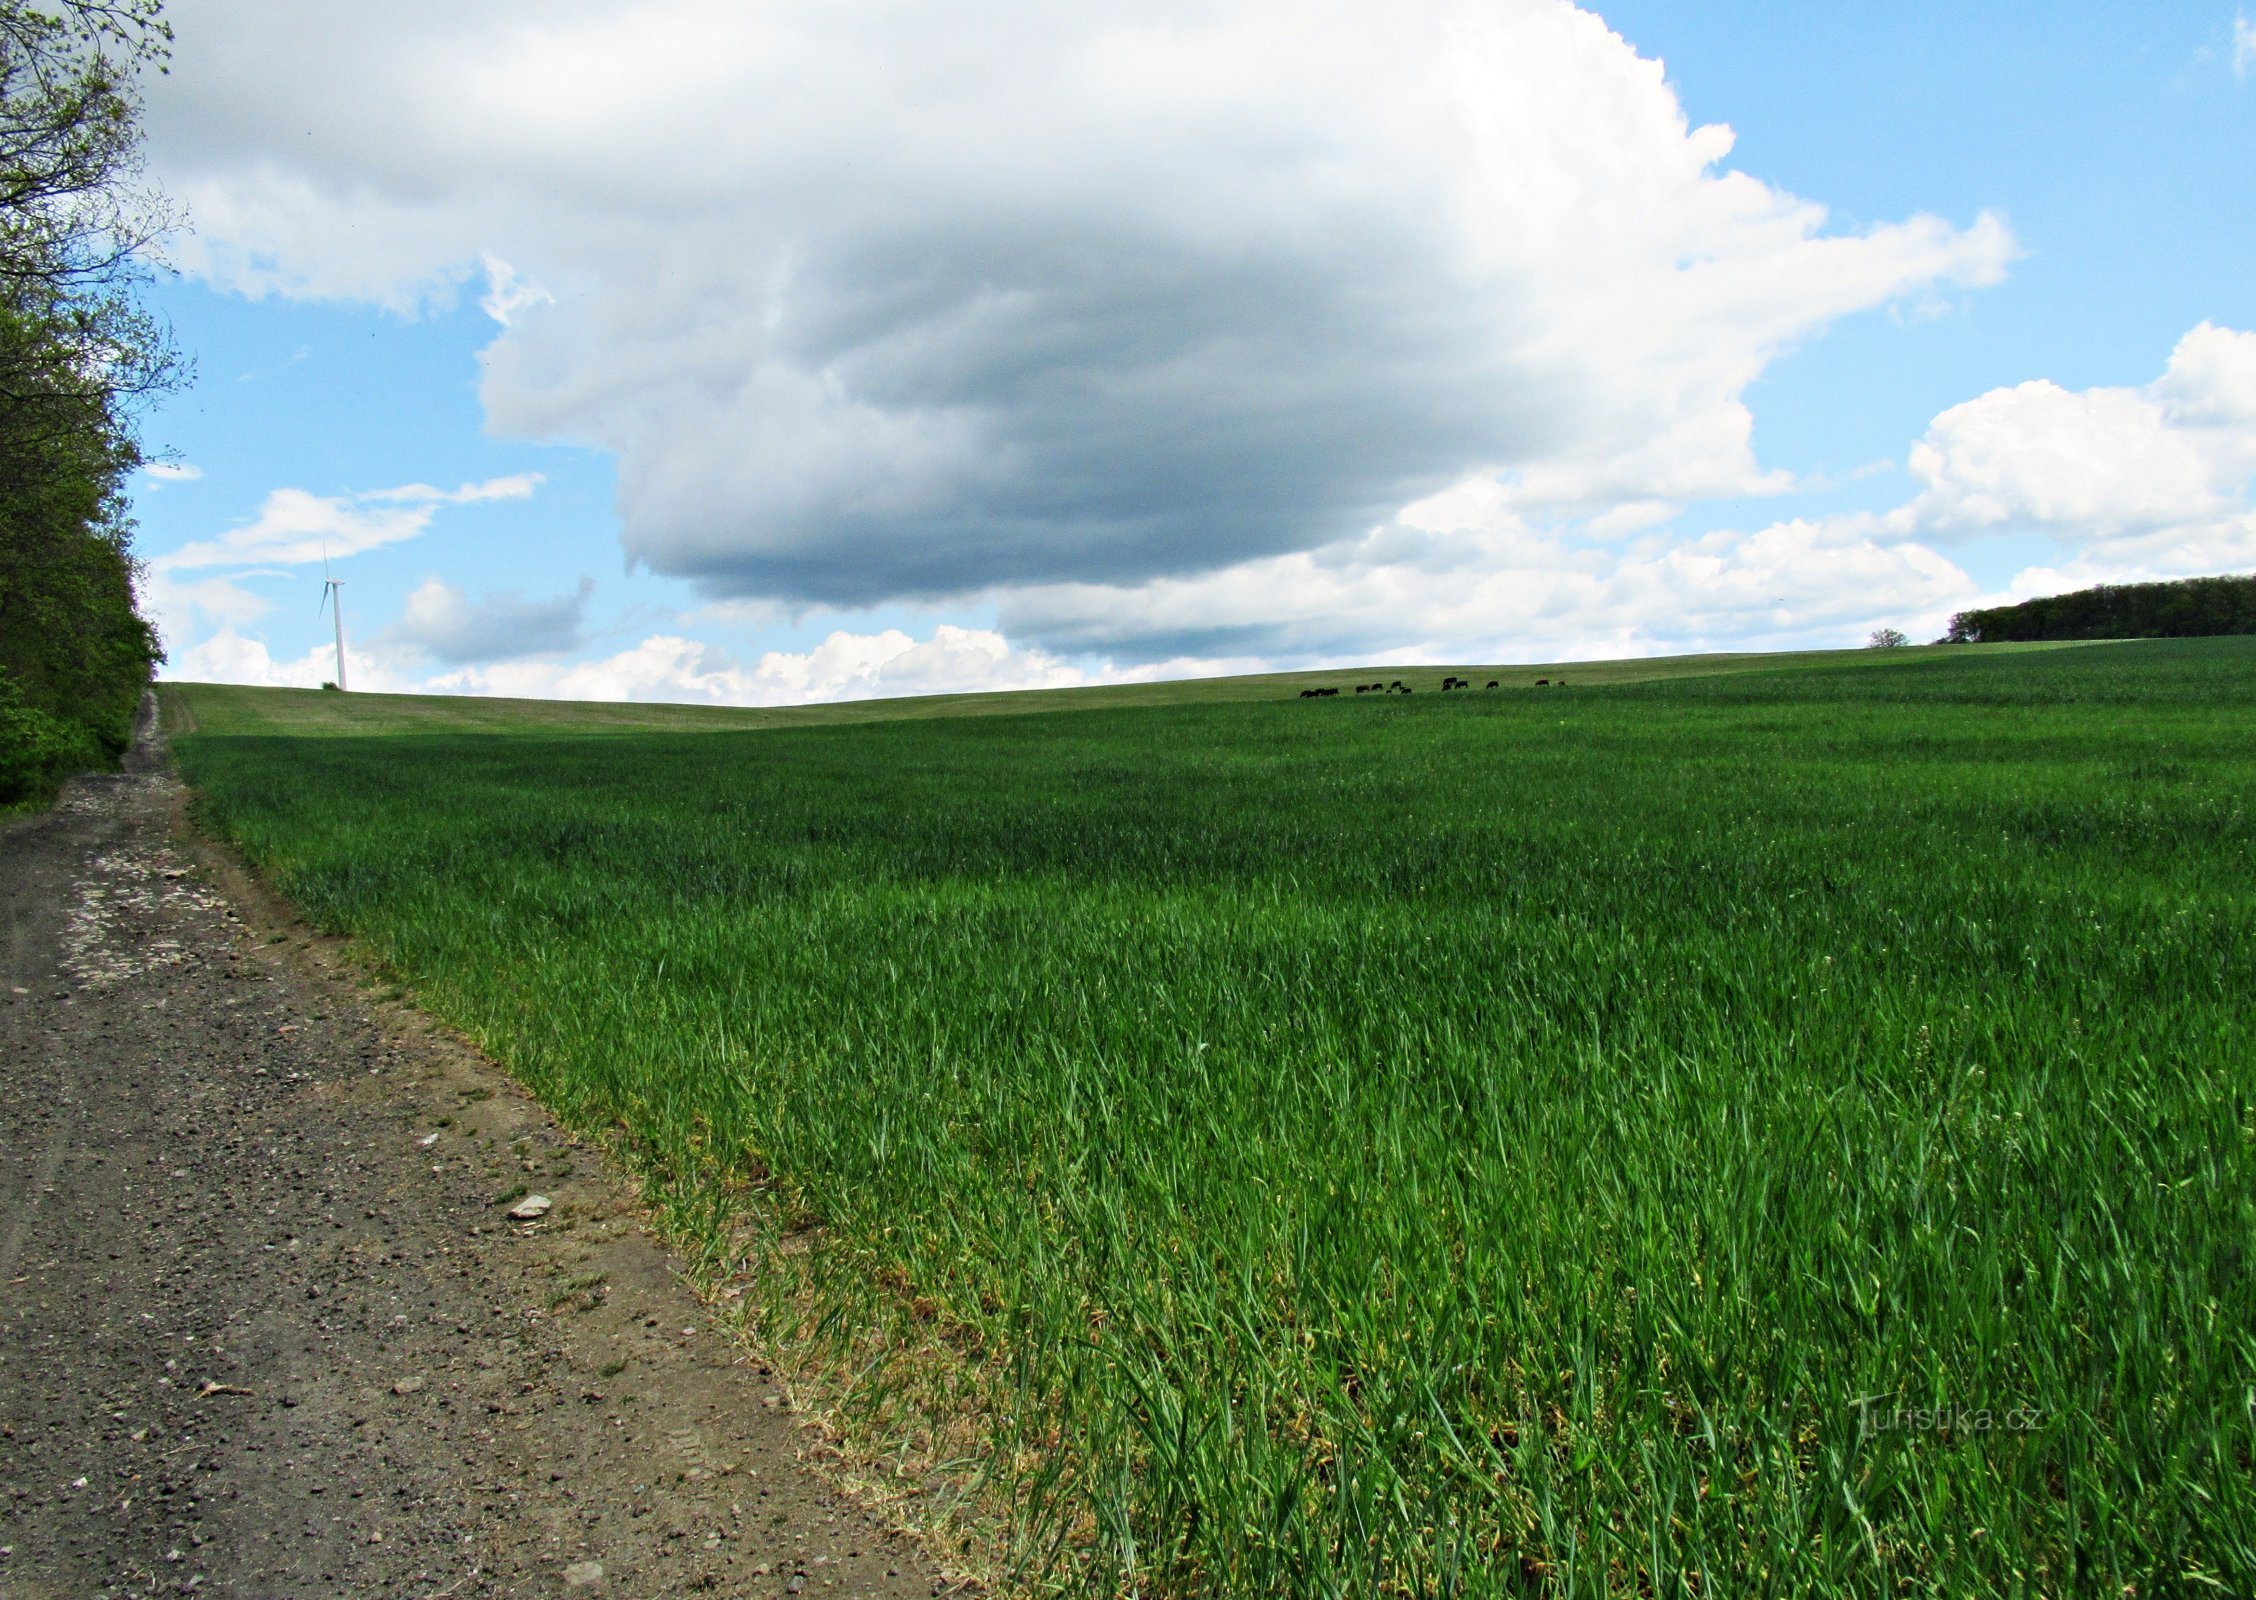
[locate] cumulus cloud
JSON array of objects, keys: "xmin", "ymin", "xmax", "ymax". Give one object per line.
[
  {"xmin": 141, "ymin": 572, "xmax": 275, "ymax": 662},
  {"xmin": 1875, "ymin": 322, "xmax": 2256, "ymax": 601},
  {"xmin": 165, "ymin": 628, "xmax": 419, "ymax": 693},
  {"xmin": 148, "ymin": 0, "xmax": 2012, "ymax": 613},
  {"xmin": 169, "ymin": 593, "xmax": 1099, "ymax": 706},
  {"xmin": 1002, "ymin": 487, "xmax": 1976, "ymax": 663},
  {"xmin": 993, "ymin": 322, "xmax": 2256, "ymax": 662},
  {"xmin": 152, "ymin": 474, "xmax": 543, "ymax": 573},
  {"xmin": 1904, "ymin": 324, "xmax": 2256, "ymax": 537},
  {"xmin": 2237, "ymin": 14, "xmax": 2255, "ymax": 78},
  {"xmin": 388, "ymin": 576, "xmax": 593, "ymax": 664},
  {"xmin": 430, "ymin": 624, "xmax": 1088, "ymax": 705}
]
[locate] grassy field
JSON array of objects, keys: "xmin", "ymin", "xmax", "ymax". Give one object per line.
[
  {"xmin": 165, "ymin": 641, "xmax": 2255, "ymax": 1597},
  {"xmin": 158, "ymin": 641, "xmax": 2086, "ymax": 740}
]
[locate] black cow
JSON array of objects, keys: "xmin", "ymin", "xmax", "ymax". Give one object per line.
[{"xmin": 1486, "ymin": 680, "xmax": 1499, "ymax": 689}]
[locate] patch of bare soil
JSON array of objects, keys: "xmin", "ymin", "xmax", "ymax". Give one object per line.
[{"xmin": 0, "ymin": 702, "xmax": 949, "ymax": 1598}]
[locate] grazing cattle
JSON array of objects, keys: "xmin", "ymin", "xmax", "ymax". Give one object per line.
[
  {"xmin": 1486, "ymin": 680, "xmax": 1499, "ymax": 689},
  {"xmin": 1535, "ymin": 678, "xmax": 1549, "ymax": 686}
]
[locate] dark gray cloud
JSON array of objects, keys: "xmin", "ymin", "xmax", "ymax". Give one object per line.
[{"xmin": 387, "ymin": 577, "xmax": 592, "ymax": 664}]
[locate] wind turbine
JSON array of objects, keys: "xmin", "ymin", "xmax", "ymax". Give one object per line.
[{"xmin": 318, "ymin": 551, "xmax": 348, "ymax": 691}]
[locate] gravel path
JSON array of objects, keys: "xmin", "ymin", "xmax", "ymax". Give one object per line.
[{"xmin": 0, "ymin": 703, "xmax": 943, "ymax": 1598}]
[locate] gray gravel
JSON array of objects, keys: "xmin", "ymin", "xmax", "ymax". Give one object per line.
[{"xmin": 1, "ymin": 703, "xmax": 945, "ymax": 1598}]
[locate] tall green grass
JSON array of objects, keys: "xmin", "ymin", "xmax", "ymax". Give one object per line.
[{"xmin": 175, "ymin": 640, "xmax": 2256, "ymax": 1596}]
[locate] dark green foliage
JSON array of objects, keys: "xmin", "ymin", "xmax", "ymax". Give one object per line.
[
  {"xmin": 177, "ymin": 641, "xmax": 2256, "ymax": 1597},
  {"xmin": 0, "ymin": 1, "xmax": 178, "ymax": 805},
  {"xmin": 0, "ymin": 657, "xmax": 95, "ymax": 797},
  {"xmin": 1945, "ymin": 572, "xmax": 2256, "ymax": 643},
  {"xmin": 0, "ymin": 415, "xmax": 158, "ymax": 798}
]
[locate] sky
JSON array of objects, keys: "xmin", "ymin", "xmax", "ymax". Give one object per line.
[{"xmin": 130, "ymin": 0, "xmax": 2256, "ymax": 705}]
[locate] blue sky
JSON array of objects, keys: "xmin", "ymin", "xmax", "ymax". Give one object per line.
[
  {"xmin": 1604, "ymin": 3, "xmax": 2256, "ymax": 460},
  {"xmin": 133, "ymin": 1, "xmax": 2256, "ymax": 702}
]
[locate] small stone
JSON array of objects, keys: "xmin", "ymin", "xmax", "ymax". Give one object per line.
[
  {"xmin": 509, "ymin": 1195, "xmax": 552, "ymax": 1220},
  {"xmin": 418, "ymin": 1132, "xmax": 441, "ymax": 1148},
  {"xmin": 562, "ymin": 1560, "xmax": 605, "ymax": 1588},
  {"xmin": 391, "ymin": 1377, "xmax": 425, "ymax": 1396}
]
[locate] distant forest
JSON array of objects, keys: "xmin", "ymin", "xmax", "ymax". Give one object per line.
[{"xmin": 1944, "ymin": 574, "xmax": 2256, "ymax": 645}]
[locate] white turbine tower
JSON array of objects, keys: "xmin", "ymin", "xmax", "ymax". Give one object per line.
[{"xmin": 318, "ymin": 553, "xmax": 348, "ymax": 691}]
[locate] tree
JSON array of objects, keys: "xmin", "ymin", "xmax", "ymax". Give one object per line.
[
  {"xmin": 0, "ymin": 0, "xmax": 180, "ymax": 804},
  {"xmin": 1867, "ymin": 627, "xmax": 1909, "ymax": 649}
]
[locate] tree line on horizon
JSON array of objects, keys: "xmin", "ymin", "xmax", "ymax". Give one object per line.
[
  {"xmin": 1943, "ymin": 573, "xmax": 2256, "ymax": 645},
  {"xmin": 0, "ymin": 0, "xmax": 177, "ymax": 806}
]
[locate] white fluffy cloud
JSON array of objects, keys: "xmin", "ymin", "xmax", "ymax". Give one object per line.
[
  {"xmin": 170, "ymin": 614, "xmax": 1095, "ymax": 705},
  {"xmin": 166, "ymin": 629, "xmax": 388, "ymax": 692},
  {"xmin": 2236, "ymin": 14, "xmax": 2256, "ymax": 78},
  {"xmin": 1905, "ymin": 323, "xmax": 2256, "ymax": 537},
  {"xmin": 1874, "ymin": 322, "xmax": 2256, "ymax": 601},
  {"xmin": 427, "ymin": 625, "xmax": 1090, "ymax": 706},
  {"xmin": 1002, "ymin": 480, "xmax": 1977, "ymax": 662},
  {"xmin": 149, "ymin": 0, "xmax": 2011, "ymax": 614},
  {"xmin": 151, "ymin": 475, "xmax": 542, "ymax": 574}
]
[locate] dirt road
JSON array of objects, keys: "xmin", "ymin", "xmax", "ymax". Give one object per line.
[{"xmin": 0, "ymin": 706, "xmax": 941, "ymax": 1598}]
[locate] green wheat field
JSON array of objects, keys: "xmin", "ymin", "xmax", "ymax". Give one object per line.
[{"xmin": 164, "ymin": 639, "xmax": 2256, "ymax": 1597}]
